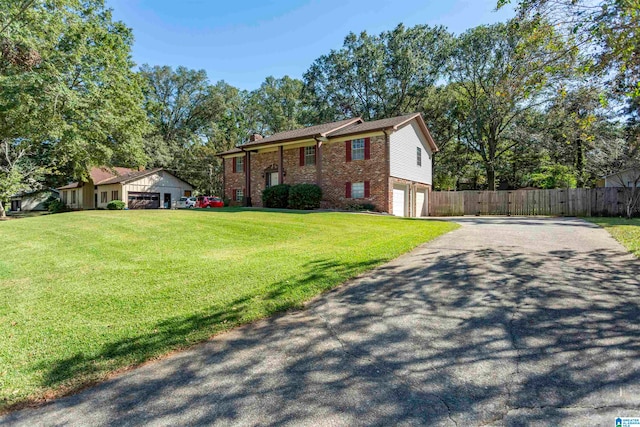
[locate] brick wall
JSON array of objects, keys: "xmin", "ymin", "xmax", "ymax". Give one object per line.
[
  {"xmin": 283, "ymin": 146, "xmax": 317, "ymax": 185},
  {"xmin": 321, "ymin": 135, "xmax": 388, "ymax": 211},
  {"xmin": 224, "ymin": 157, "xmax": 245, "ymax": 206},
  {"xmin": 249, "ymin": 151, "xmax": 279, "ymax": 207}
]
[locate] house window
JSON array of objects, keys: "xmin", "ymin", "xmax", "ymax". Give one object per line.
[
  {"xmin": 71, "ymin": 190, "xmax": 76, "ymax": 204},
  {"xmin": 234, "ymin": 157, "xmax": 244, "ymax": 173},
  {"xmin": 100, "ymin": 192, "xmax": 107, "ymax": 203},
  {"xmin": 111, "ymin": 190, "xmax": 119, "ymax": 201},
  {"xmin": 351, "ymin": 182, "xmax": 365, "ymax": 199},
  {"xmin": 184, "ymin": 190, "xmax": 191, "ymax": 197},
  {"xmin": 266, "ymin": 171, "xmax": 278, "ymax": 188},
  {"xmin": 304, "ymin": 146, "xmax": 316, "ymax": 165},
  {"xmin": 417, "ymin": 147, "xmax": 422, "ymax": 167},
  {"xmin": 351, "ymin": 139, "xmax": 365, "ymax": 160},
  {"xmin": 62, "ymin": 191, "xmax": 68, "ymax": 204},
  {"xmin": 235, "ymin": 189, "xmax": 243, "ymax": 201}
]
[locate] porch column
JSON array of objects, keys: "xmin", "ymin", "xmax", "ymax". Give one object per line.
[
  {"xmin": 316, "ymin": 139, "xmax": 322, "ymax": 186},
  {"xmin": 245, "ymin": 151, "xmax": 252, "ymax": 207},
  {"xmin": 278, "ymin": 146, "xmax": 284, "ymax": 184}
]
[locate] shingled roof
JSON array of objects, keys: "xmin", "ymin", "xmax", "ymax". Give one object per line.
[
  {"xmin": 217, "ymin": 112, "xmax": 437, "ymax": 156},
  {"xmin": 97, "ymin": 168, "xmax": 164, "ymax": 185}
]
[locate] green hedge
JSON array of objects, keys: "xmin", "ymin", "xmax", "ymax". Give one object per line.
[
  {"xmin": 288, "ymin": 184, "xmax": 322, "ymax": 210},
  {"xmin": 262, "ymin": 184, "xmax": 290, "ymax": 208},
  {"xmin": 107, "ymin": 200, "xmax": 126, "ymax": 210}
]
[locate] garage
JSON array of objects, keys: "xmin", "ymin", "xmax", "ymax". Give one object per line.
[
  {"xmin": 416, "ymin": 190, "xmax": 427, "ymax": 217},
  {"xmin": 392, "ymin": 185, "xmax": 407, "ymax": 217},
  {"xmin": 128, "ymin": 192, "xmax": 160, "ymax": 209}
]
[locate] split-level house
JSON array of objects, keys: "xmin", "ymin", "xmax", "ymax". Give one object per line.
[
  {"xmin": 58, "ymin": 167, "xmax": 193, "ymax": 209},
  {"xmin": 218, "ymin": 113, "xmax": 437, "ymax": 217}
]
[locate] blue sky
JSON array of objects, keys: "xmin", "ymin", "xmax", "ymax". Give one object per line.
[{"xmin": 106, "ymin": 0, "xmax": 515, "ymax": 91}]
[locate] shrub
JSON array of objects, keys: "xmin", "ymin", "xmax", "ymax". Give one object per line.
[
  {"xmin": 223, "ymin": 197, "xmax": 231, "ymax": 207},
  {"xmin": 47, "ymin": 199, "xmax": 69, "ymax": 214},
  {"xmin": 288, "ymin": 184, "xmax": 322, "ymax": 210},
  {"xmin": 348, "ymin": 203, "xmax": 377, "ymax": 212},
  {"xmin": 263, "ymin": 184, "xmax": 291, "ymax": 208},
  {"xmin": 107, "ymin": 200, "xmax": 126, "ymax": 210}
]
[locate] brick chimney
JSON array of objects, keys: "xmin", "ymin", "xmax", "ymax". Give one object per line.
[{"xmin": 249, "ymin": 134, "xmax": 263, "ymax": 142}]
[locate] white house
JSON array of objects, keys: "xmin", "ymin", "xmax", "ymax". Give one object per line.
[{"xmin": 58, "ymin": 167, "xmax": 193, "ymax": 209}]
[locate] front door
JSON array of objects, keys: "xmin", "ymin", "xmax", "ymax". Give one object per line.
[
  {"xmin": 164, "ymin": 193, "xmax": 171, "ymax": 209},
  {"xmin": 267, "ymin": 171, "xmax": 279, "ymax": 187}
]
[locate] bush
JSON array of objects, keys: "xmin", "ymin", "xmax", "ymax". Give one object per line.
[
  {"xmin": 107, "ymin": 200, "xmax": 126, "ymax": 210},
  {"xmin": 262, "ymin": 184, "xmax": 291, "ymax": 208},
  {"xmin": 223, "ymin": 197, "xmax": 231, "ymax": 207},
  {"xmin": 348, "ymin": 203, "xmax": 377, "ymax": 212},
  {"xmin": 288, "ymin": 184, "xmax": 322, "ymax": 210},
  {"xmin": 47, "ymin": 199, "xmax": 69, "ymax": 214}
]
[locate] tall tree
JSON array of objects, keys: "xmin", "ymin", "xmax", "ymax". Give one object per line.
[
  {"xmin": 448, "ymin": 20, "xmax": 573, "ymax": 190},
  {"xmin": 303, "ymin": 23, "xmax": 452, "ymax": 122},
  {"xmin": 245, "ymin": 75, "xmax": 307, "ymax": 135},
  {"xmin": 0, "ymin": 0, "xmax": 148, "ymax": 215},
  {"xmin": 499, "ymin": 0, "xmax": 640, "ymax": 100}
]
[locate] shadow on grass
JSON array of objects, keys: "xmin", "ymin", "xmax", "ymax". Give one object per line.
[
  {"xmin": 33, "ymin": 257, "xmax": 385, "ymax": 401},
  {"xmin": 4, "ymin": 235, "xmax": 640, "ymax": 425}
]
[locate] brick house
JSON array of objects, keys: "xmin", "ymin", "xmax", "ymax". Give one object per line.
[{"xmin": 217, "ymin": 113, "xmax": 437, "ymax": 217}]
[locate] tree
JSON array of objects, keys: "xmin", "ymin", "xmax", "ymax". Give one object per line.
[
  {"xmin": 246, "ymin": 75, "xmax": 307, "ymax": 135},
  {"xmin": 588, "ymin": 129, "xmax": 640, "ymax": 218},
  {"xmin": 448, "ymin": 20, "xmax": 573, "ymax": 190},
  {"xmin": 303, "ymin": 23, "xmax": 452, "ymax": 122},
  {"xmin": 499, "ymin": 0, "xmax": 640, "ymax": 100},
  {"xmin": 140, "ymin": 65, "xmax": 246, "ymax": 195},
  {"xmin": 0, "ymin": 0, "xmax": 148, "ymax": 216}
]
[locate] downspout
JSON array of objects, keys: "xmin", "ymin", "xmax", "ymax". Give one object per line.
[{"xmin": 383, "ymin": 129, "xmax": 392, "ymax": 214}]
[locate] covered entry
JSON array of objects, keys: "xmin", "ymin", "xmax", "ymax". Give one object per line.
[{"xmin": 128, "ymin": 192, "xmax": 160, "ymax": 209}]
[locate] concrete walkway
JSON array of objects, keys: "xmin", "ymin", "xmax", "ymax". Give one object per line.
[{"xmin": 3, "ymin": 217, "xmax": 639, "ymax": 426}]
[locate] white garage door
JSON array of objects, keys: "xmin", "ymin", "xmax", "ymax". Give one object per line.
[
  {"xmin": 416, "ymin": 191, "xmax": 425, "ymax": 217},
  {"xmin": 393, "ymin": 186, "xmax": 406, "ymax": 217}
]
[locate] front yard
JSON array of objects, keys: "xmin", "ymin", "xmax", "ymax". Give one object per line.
[
  {"xmin": 0, "ymin": 209, "xmax": 457, "ymax": 410},
  {"xmin": 587, "ymin": 217, "xmax": 640, "ymax": 257}
]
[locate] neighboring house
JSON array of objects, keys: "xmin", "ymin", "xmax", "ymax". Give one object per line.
[
  {"xmin": 10, "ymin": 189, "xmax": 59, "ymax": 212},
  {"xmin": 58, "ymin": 167, "xmax": 193, "ymax": 210},
  {"xmin": 603, "ymin": 168, "xmax": 640, "ymax": 188},
  {"xmin": 217, "ymin": 113, "xmax": 437, "ymax": 217}
]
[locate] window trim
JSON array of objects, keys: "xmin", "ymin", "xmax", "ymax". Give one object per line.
[
  {"xmin": 351, "ymin": 139, "xmax": 365, "ymax": 161},
  {"xmin": 304, "ymin": 145, "xmax": 316, "ymax": 166},
  {"xmin": 417, "ymin": 146, "xmax": 422, "ymax": 167},
  {"xmin": 111, "ymin": 190, "xmax": 119, "ymax": 201},
  {"xmin": 100, "ymin": 191, "xmax": 107, "ymax": 203},
  {"xmin": 234, "ymin": 157, "xmax": 244, "ymax": 173},
  {"xmin": 351, "ymin": 182, "xmax": 365, "ymax": 199},
  {"xmin": 235, "ymin": 188, "xmax": 244, "ymax": 202}
]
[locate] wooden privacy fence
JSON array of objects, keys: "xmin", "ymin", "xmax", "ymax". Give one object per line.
[{"xmin": 430, "ymin": 188, "xmax": 637, "ymax": 217}]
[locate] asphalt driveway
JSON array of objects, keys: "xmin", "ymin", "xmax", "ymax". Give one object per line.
[{"xmin": 3, "ymin": 217, "xmax": 639, "ymax": 426}]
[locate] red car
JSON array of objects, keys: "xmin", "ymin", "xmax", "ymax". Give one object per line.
[{"xmin": 196, "ymin": 196, "xmax": 224, "ymax": 208}]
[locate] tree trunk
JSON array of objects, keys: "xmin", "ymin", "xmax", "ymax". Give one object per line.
[
  {"xmin": 575, "ymin": 137, "xmax": 585, "ymax": 187},
  {"xmin": 486, "ymin": 165, "xmax": 496, "ymax": 191},
  {"xmin": 0, "ymin": 201, "xmax": 6, "ymax": 218}
]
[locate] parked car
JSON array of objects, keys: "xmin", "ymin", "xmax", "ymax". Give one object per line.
[
  {"xmin": 177, "ymin": 196, "xmax": 197, "ymax": 209},
  {"xmin": 196, "ymin": 196, "xmax": 224, "ymax": 208}
]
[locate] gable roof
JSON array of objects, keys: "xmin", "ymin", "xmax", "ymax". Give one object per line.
[
  {"xmin": 97, "ymin": 168, "xmax": 164, "ymax": 185},
  {"xmin": 242, "ymin": 117, "xmax": 363, "ymax": 149},
  {"xmin": 217, "ymin": 113, "xmax": 437, "ymax": 157},
  {"xmin": 90, "ymin": 166, "xmax": 137, "ymax": 185},
  {"xmin": 326, "ymin": 113, "xmax": 438, "ymax": 151}
]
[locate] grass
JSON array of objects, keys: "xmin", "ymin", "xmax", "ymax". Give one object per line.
[
  {"xmin": 586, "ymin": 217, "xmax": 640, "ymax": 257},
  {"xmin": 0, "ymin": 208, "xmax": 457, "ymax": 410}
]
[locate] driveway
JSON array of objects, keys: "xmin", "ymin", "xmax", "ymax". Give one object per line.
[{"xmin": 3, "ymin": 217, "xmax": 639, "ymax": 426}]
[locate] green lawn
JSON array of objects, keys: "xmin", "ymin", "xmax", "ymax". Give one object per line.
[
  {"xmin": 586, "ymin": 217, "xmax": 640, "ymax": 257},
  {"xmin": 0, "ymin": 209, "xmax": 457, "ymax": 410}
]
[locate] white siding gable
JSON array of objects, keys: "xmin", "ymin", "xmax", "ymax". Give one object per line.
[{"xmin": 389, "ymin": 120, "xmax": 432, "ymax": 185}]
